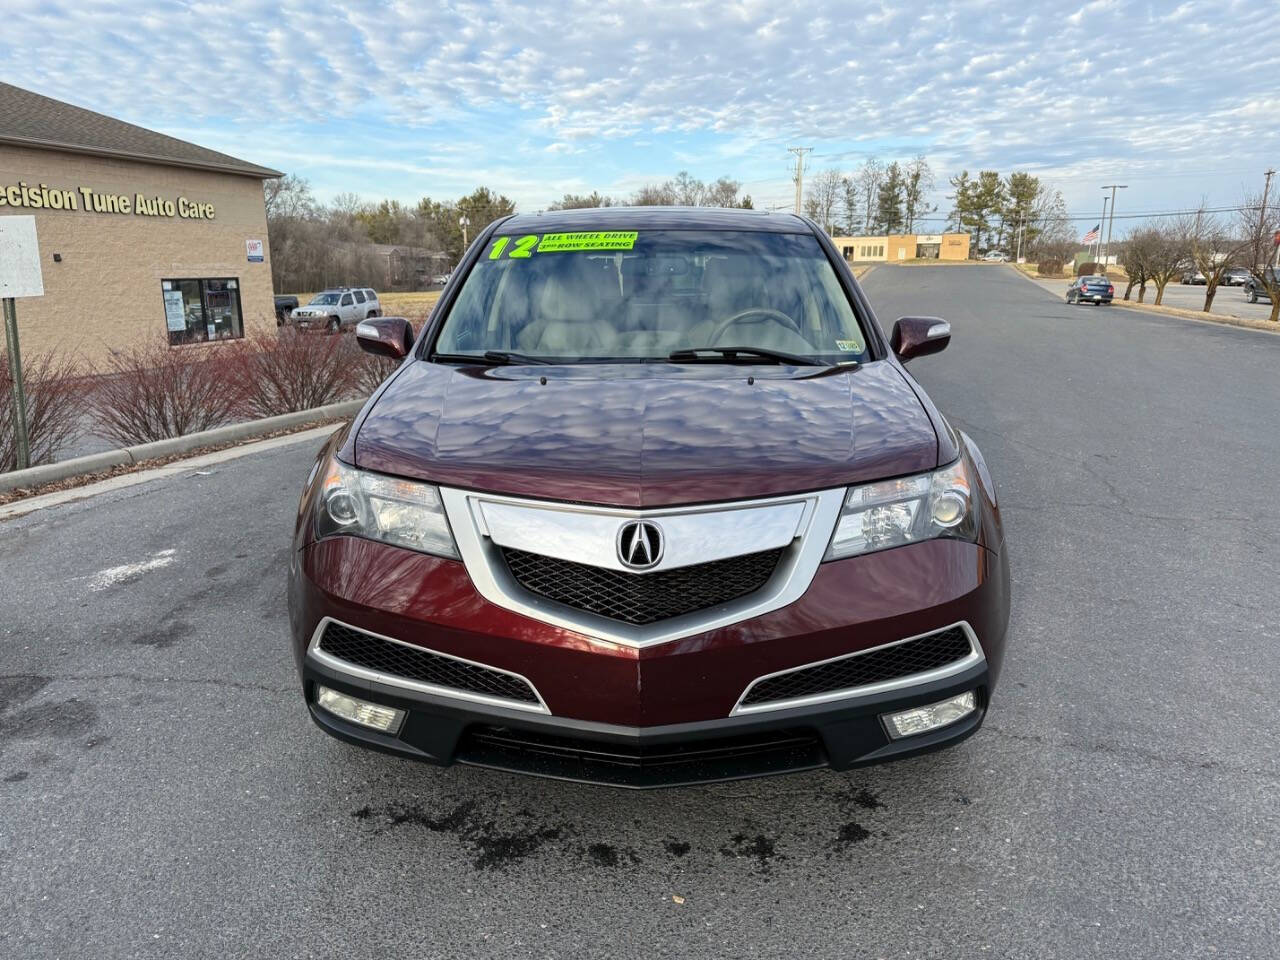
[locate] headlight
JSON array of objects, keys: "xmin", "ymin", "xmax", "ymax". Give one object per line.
[
  {"xmin": 314, "ymin": 458, "xmax": 458, "ymax": 559},
  {"xmin": 825, "ymin": 457, "xmax": 976, "ymax": 560}
]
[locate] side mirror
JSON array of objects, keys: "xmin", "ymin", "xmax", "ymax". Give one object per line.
[
  {"xmin": 890, "ymin": 316, "xmax": 951, "ymax": 363},
  {"xmin": 356, "ymin": 316, "xmax": 415, "ymax": 359}
]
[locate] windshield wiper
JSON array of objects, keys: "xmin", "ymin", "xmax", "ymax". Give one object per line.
[
  {"xmin": 432, "ymin": 351, "xmax": 554, "ymax": 366},
  {"xmin": 791, "ymin": 360, "xmax": 861, "ymax": 380},
  {"xmin": 667, "ymin": 346, "xmax": 824, "ymax": 366}
]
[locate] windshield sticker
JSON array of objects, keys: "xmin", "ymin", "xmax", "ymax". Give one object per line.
[
  {"xmin": 488, "ymin": 231, "xmax": 638, "ymax": 259},
  {"xmin": 836, "ymin": 340, "xmax": 861, "ymax": 352}
]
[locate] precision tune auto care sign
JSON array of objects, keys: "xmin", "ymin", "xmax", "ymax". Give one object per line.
[{"xmin": 0, "ymin": 180, "xmax": 216, "ymax": 219}]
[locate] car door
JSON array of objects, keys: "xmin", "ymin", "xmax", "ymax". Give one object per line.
[{"xmin": 339, "ymin": 292, "xmax": 355, "ymax": 324}]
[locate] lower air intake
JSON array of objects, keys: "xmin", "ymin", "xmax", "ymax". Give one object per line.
[{"xmin": 317, "ymin": 621, "xmax": 539, "ymax": 705}]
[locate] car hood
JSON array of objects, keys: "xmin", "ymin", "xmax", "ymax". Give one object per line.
[{"xmin": 351, "ymin": 360, "xmax": 941, "ymax": 508}]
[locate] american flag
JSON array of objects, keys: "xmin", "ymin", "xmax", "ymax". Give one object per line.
[{"xmin": 1082, "ymin": 224, "xmax": 1100, "ymax": 244}]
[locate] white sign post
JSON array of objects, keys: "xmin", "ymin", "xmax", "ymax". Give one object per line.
[{"xmin": 0, "ymin": 216, "xmax": 45, "ymax": 470}]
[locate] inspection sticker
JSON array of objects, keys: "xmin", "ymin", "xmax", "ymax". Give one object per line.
[
  {"xmin": 835, "ymin": 339, "xmax": 861, "ymax": 352},
  {"xmin": 489, "ymin": 231, "xmax": 638, "ymax": 259}
]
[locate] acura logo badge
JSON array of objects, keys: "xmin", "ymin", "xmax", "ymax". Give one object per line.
[{"xmin": 617, "ymin": 520, "xmax": 663, "ymax": 570}]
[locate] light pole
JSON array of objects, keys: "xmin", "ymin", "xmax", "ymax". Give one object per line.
[
  {"xmin": 458, "ymin": 215, "xmax": 470, "ymax": 252},
  {"xmin": 1100, "ymin": 184, "xmax": 1127, "ymax": 273},
  {"xmin": 1096, "ymin": 195, "xmax": 1109, "ymax": 264}
]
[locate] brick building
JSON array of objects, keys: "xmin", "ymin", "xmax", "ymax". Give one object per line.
[
  {"xmin": 0, "ymin": 83, "xmax": 280, "ymax": 363},
  {"xmin": 830, "ymin": 232, "xmax": 971, "ymax": 263}
]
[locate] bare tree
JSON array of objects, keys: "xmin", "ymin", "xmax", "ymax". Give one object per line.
[
  {"xmin": 840, "ymin": 176, "xmax": 859, "ymax": 235},
  {"xmin": 630, "ymin": 178, "xmax": 677, "ymax": 205},
  {"xmin": 903, "ymin": 155, "xmax": 935, "ymax": 233},
  {"xmin": 804, "ymin": 169, "xmax": 844, "ymax": 234},
  {"xmin": 1237, "ymin": 189, "xmax": 1280, "ymax": 323},
  {"xmin": 1146, "ymin": 223, "xmax": 1191, "ymax": 306},
  {"xmin": 548, "ymin": 191, "xmax": 615, "ymax": 209},
  {"xmin": 856, "ymin": 158, "xmax": 884, "ymax": 233},
  {"xmin": 1179, "ymin": 206, "xmax": 1245, "ymax": 312},
  {"xmin": 703, "ymin": 176, "xmax": 745, "ymax": 208},
  {"xmin": 1119, "ymin": 228, "xmax": 1159, "ymax": 301},
  {"xmin": 263, "ymin": 174, "xmax": 316, "ymax": 221},
  {"xmin": 670, "ymin": 171, "xmax": 705, "ymax": 206}
]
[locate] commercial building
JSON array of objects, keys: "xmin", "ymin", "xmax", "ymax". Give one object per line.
[
  {"xmin": 831, "ymin": 232, "xmax": 971, "ymax": 263},
  {"xmin": 0, "ymin": 82, "xmax": 281, "ymax": 363}
]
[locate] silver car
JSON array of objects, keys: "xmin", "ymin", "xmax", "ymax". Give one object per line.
[{"xmin": 292, "ymin": 288, "xmax": 382, "ymax": 332}]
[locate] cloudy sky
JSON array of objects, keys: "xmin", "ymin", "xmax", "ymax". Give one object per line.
[{"xmin": 5, "ymin": 0, "xmax": 1278, "ymax": 227}]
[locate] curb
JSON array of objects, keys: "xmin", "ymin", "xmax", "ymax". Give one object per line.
[{"xmin": 0, "ymin": 399, "xmax": 365, "ymax": 495}]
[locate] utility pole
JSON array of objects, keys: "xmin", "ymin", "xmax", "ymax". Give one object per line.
[
  {"xmin": 788, "ymin": 147, "xmax": 813, "ymax": 216},
  {"xmin": 1258, "ymin": 168, "xmax": 1275, "ymax": 268},
  {"xmin": 1100, "ymin": 184, "xmax": 1127, "ymax": 273},
  {"xmin": 458, "ymin": 215, "xmax": 470, "ymax": 252}
]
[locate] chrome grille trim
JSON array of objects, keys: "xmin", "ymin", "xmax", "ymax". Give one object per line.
[
  {"xmin": 306, "ymin": 617, "xmax": 550, "ymax": 715},
  {"xmin": 729, "ymin": 621, "xmax": 984, "ymax": 716},
  {"xmin": 440, "ymin": 486, "xmax": 847, "ymax": 648}
]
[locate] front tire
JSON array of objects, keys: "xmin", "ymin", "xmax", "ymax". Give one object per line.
[
  {"xmin": 327, "ymin": 317, "xmax": 340, "ymax": 334},
  {"xmin": 1248, "ymin": 290, "xmax": 1258, "ymax": 303}
]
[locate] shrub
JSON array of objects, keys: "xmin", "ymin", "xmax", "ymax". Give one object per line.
[
  {"xmin": 349, "ymin": 346, "xmax": 402, "ymax": 397},
  {"xmin": 231, "ymin": 328, "xmax": 358, "ymax": 418},
  {"xmin": 90, "ymin": 340, "xmax": 243, "ymax": 446},
  {"xmin": 1036, "ymin": 258, "xmax": 1065, "ymax": 277},
  {"xmin": 1077, "ymin": 261, "xmax": 1101, "ymax": 276},
  {"xmin": 0, "ymin": 351, "xmax": 88, "ymax": 471}
]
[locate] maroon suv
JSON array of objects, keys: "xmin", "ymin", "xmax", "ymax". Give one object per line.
[{"xmin": 288, "ymin": 207, "xmax": 1010, "ymax": 788}]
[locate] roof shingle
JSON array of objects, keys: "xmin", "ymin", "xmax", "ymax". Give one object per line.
[{"xmin": 0, "ymin": 83, "xmax": 281, "ymax": 179}]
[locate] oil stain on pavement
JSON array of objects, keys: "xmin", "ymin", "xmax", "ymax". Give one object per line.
[{"xmin": 349, "ymin": 784, "xmax": 887, "ymax": 875}]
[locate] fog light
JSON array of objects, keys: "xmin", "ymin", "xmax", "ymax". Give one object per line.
[
  {"xmin": 317, "ymin": 686, "xmax": 405, "ymax": 734},
  {"xmin": 883, "ymin": 690, "xmax": 976, "ymax": 739}
]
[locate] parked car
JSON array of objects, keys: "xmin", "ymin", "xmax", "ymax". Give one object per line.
[
  {"xmin": 274, "ymin": 295, "xmax": 299, "ymax": 325},
  {"xmin": 981, "ymin": 250, "xmax": 1008, "ymax": 262},
  {"xmin": 1180, "ymin": 269, "xmax": 1206, "ymax": 285},
  {"xmin": 291, "ymin": 287, "xmax": 381, "ymax": 332},
  {"xmin": 1245, "ymin": 267, "xmax": 1277, "ymax": 303},
  {"xmin": 288, "ymin": 207, "xmax": 1011, "ymax": 788},
  {"xmin": 1067, "ymin": 275, "xmax": 1114, "ymax": 304},
  {"xmin": 1221, "ymin": 267, "xmax": 1251, "ymax": 287},
  {"xmin": 432, "ymin": 273, "xmax": 451, "ymax": 285}
]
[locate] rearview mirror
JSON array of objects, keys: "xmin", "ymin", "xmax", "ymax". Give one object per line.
[
  {"xmin": 890, "ymin": 316, "xmax": 951, "ymax": 363},
  {"xmin": 356, "ymin": 316, "xmax": 415, "ymax": 359}
]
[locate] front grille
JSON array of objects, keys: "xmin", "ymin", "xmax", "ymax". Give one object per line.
[
  {"xmin": 317, "ymin": 622, "xmax": 539, "ymax": 704},
  {"xmin": 457, "ymin": 724, "xmax": 824, "ymax": 787},
  {"xmin": 740, "ymin": 626, "xmax": 974, "ymax": 707},
  {"xmin": 500, "ymin": 547, "xmax": 784, "ymax": 625}
]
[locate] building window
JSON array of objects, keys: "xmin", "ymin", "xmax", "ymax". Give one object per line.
[{"xmin": 162, "ymin": 278, "xmax": 244, "ymax": 345}]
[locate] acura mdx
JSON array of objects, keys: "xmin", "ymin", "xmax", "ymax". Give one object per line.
[{"xmin": 288, "ymin": 207, "xmax": 1011, "ymax": 788}]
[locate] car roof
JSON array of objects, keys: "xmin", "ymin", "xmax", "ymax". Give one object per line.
[{"xmin": 497, "ymin": 205, "xmax": 812, "ymax": 235}]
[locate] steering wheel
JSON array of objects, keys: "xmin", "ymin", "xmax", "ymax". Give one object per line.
[{"xmin": 706, "ymin": 307, "xmax": 803, "ymax": 345}]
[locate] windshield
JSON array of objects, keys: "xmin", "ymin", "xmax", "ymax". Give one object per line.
[
  {"xmin": 309, "ymin": 293, "xmax": 340, "ymax": 305},
  {"xmin": 433, "ymin": 229, "xmax": 870, "ymax": 363}
]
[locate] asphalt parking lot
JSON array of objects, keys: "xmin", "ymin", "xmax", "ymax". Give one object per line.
[{"xmin": 2, "ymin": 264, "xmax": 1278, "ymax": 959}]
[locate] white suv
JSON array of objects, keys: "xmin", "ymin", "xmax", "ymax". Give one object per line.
[{"xmin": 292, "ymin": 288, "xmax": 381, "ymax": 332}]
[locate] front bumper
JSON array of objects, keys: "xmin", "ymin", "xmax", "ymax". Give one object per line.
[
  {"xmin": 304, "ymin": 651, "xmax": 989, "ymax": 788},
  {"xmin": 289, "ymin": 530, "xmax": 1010, "ymax": 787}
]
